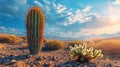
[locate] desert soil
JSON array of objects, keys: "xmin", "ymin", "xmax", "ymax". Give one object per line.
[{"xmin": 0, "ymin": 41, "xmax": 120, "ymax": 67}]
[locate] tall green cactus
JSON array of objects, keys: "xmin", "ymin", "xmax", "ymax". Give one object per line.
[{"xmin": 26, "ymin": 6, "xmax": 44, "ymax": 55}]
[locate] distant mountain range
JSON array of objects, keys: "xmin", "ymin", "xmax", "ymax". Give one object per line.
[
  {"xmin": 45, "ymin": 35, "xmax": 78, "ymax": 40},
  {"xmin": 5, "ymin": 33, "xmax": 120, "ymax": 40},
  {"xmin": 45, "ymin": 35, "xmax": 120, "ymax": 40}
]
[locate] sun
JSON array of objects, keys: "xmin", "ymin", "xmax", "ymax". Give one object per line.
[
  {"xmin": 110, "ymin": 14, "xmax": 119, "ymax": 22},
  {"xmin": 108, "ymin": 3, "xmax": 120, "ymax": 23}
]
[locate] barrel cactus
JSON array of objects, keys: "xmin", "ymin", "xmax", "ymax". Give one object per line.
[
  {"xmin": 69, "ymin": 43, "xmax": 103, "ymax": 63},
  {"xmin": 26, "ymin": 6, "xmax": 45, "ymax": 55}
]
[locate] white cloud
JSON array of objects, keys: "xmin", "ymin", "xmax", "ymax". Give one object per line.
[
  {"xmin": 63, "ymin": 6, "xmax": 93, "ymax": 26},
  {"xmin": 43, "ymin": 0, "xmax": 51, "ymax": 5},
  {"xmin": 67, "ymin": 12, "xmax": 72, "ymax": 15},
  {"xmin": 65, "ymin": 4, "xmax": 120, "ymax": 37},
  {"xmin": 79, "ymin": 22, "xmax": 120, "ymax": 36},
  {"xmin": 0, "ymin": 0, "xmax": 28, "ymax": 18},
  {"xmin": 82, "ymin": 6, "xmax": 92, "ymax": 12},
  {"xmin": 34, "ymin": 0, "xmax": 43, "ymax": 7},
  {"xmin": 0, "ymin": 26, "xmax": 6, "ymax": 31},
  {"xmin": 20, "ymin": 0, "xmax": 27, "ymax": 5},
  {"xmin": 45, "ymin": 6, "xmax": 50, "ymax": 11},
  {"xmin": 53, "ymin": 3, "xmax": 67, "ymax": 13},
  {"xmin": 114, "ymin": 0, "xmax": 120, "ymax": 5},
  {"xmin": 71, "ymin": 15, "xmax": 120, "ymax": 37},
  {"xmin": 0, "ymin": 26, "xmax": 23, "ymax": 35},
  {"xmin": 59, "ymin": 32, "xmax": 73, "ymax": 37},
  {"xmin": 61, "ymin": 21, "xmax": 120, "ymax": 38}
]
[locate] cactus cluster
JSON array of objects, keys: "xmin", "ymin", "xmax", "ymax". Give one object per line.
[
  {"xmin": 69, "ymin": 43, "xmax": 103, "ymax": 63},
  {"xmin": 26, "ymin": 6, "xmax": 44, "ymax": 55}
]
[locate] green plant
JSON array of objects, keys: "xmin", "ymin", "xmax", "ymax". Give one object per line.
[
  {"xmin": 69, "ymin": 43, "xmax": 103, "ymax": 63},
  {"xmin": 26, "ymin": 6, "xmax": 45, "ymax": 55},
  {"xmin": 43, "ymin": 40, "xmax": 64, "ymax": 50}
]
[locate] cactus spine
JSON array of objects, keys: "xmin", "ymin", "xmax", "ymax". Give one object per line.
[{"xmin": 26, "ymin": 6, "xmax": 44, "ymax": 55}]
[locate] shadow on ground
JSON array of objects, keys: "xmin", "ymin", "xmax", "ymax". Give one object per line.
[
  {"xmin": 0, "ymin": 54, "xmax": 30, "ymax": 65},
  {"xmin": 57, "ymin": 61, "xmax": 97, "ymax": 67}
]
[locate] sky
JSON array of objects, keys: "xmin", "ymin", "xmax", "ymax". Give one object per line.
[{"xmin": 0, "ymin": 0, "xmax": 120, "ymax": 39}]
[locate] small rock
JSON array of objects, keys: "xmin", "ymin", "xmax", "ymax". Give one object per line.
[
  {"xmin": 26, "ymin": 54, "xmax": 32, "ymax": 59},
  {"xmin": 79, "ymin": 64, "xmax": 85, "ymax": 67},
  {"xmin": 48, "ymin": 56, "xmax": 51, "ymax": 60},
  {"xmin": 11, "ymin": 60, "xmax": 16, "ymax": 63},
  {"xmin": 114, "ymin": 61, "xmax": 118, "ymax": 63},
  {"xmin": 1, "ymin": 56, "xmax": 5, "ymax": 58},
  {"xmin": 51, "ymin": 56, "xmax": 57, "ymax": 61},
  {"xmin": 34, "ymin": 61, "xmax": 40, "ymax": 66},
  {"xmin": 106, "ymin": 63, "xmax": 112, "ymax": 67},
  {"xmin": 4, "ymin": 58, "xmax": 10, "ymax": 62},
  {"xmin": 115, "ymin": 64, "xmax": 120, "ymax": 67},
  {"xmin": 42, "ymin": 56, "xmax": 47, "ymax": 60},
  {"xmin": 97, "ymin": 61, "xmax": 100, "ymax": 64},
  {"xmin": 39, "ymin": 61, "xmax": 44, "ymax": 66},
  {"xmin": 66, "ymin": 64, "xmax": 72, "ymax": 67},
  {"xmin": 49, "ymin": 62, "xmax": 54, "ymax": 67},
  {"xmin": 5, "ymin": 60, "xmax": 17, "ymax": 65},
  {"xmin": 88, "ymin": 63, "xmax": 97, "ymax": 67},
  {"xmin": 35, "ymin": 56, "xmax": 42, "ymax": 61},
  {"xmin": 43, "ymin": 63, "xmax": 50, "ymax": 67},
  {"xmin": 31, "ymin": 64, "xmax": 36, "ymax": 67}
]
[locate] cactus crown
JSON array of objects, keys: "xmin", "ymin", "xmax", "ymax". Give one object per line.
[{"xmin": 69, "ymin": 43, "xmax": 103, "ymax": 61}]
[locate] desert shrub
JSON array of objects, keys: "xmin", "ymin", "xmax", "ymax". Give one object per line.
[
  {"xmin": 0, "ymin": 34, "xmax": 19, "ymax": 44},
  {"xmin": 69, "ymin": 43, "xmax": 103, "ymax": 63},
  {"xmin": 43, "ymin": 40, "xmax": 64, "ymax": 50},
  {"xmin": 19, "ymin": 36, "xmax": 26, "ymax": 40},
  {"xmin": 67, "ymin": 40, "xmax": 97, "ymax": 49},
  {"xmin": 67, "ymin": 40, "xmax": 83, "ymax": 48}
]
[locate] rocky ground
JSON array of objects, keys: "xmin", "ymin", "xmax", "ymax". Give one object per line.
[{"xmin": 0, "ymin": 41, "xmax": 120, "ymax": 67}]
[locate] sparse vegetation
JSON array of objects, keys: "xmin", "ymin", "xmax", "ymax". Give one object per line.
[
  {"xmin": 69, "ymin": 43, "xmax": 103, "ymax": 63},
  {"xmin": 67, "ymin": 40, "xmax": 83, "ymax": 47},
  {"xmin": 19, "ymin": 36, "xmax": 26, "ymax": 40},
  {"xmin": 0, "ymin": 34, "xmax": 19, "ymax": 44},
  {"xmin": 0, "ymin": 34, "xmax": 120, "ymax": 67},
  {"xmin": 43, "ymin": 40, "xmax": 64, "ymax": 50}
]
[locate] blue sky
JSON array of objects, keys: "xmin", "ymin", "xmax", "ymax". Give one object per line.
[{"xmin": 0, "ymin": 0, "xmax": 120, "ymax": 39}]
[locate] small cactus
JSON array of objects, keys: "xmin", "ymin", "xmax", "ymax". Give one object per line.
[
  {"xmin": 26, "ymin": 6, "xmax": 45, "ymax": 55},
  {"xmin": 69, "ymin": 43, "xmax": 103, "ymax": 63}
]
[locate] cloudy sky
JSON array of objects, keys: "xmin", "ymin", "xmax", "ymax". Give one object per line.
[{"xmin": 0, "ymin": 0, "xmax": 120, "ymax": 39}]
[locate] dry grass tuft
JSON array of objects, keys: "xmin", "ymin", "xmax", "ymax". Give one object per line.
[
  {"xmin": 43, "ymin": 40, "xmax": 64, "ymax": 50},
  {"xmin": 0, "ymin": 34, "xmax": 19, "ymax": 44},
  {"xmin": 67, "ymin": 40, "xmax": 83, "ymax": 47}
]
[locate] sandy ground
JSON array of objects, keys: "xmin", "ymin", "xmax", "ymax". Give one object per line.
[{"xmin": 0, "ymin": 42, "xmax": 120, "ymax": 67}]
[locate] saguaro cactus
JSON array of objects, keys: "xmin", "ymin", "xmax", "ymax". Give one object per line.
[{"xmin": 26, "ymin": 6, "xmax": 44, "ymax": 55}]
